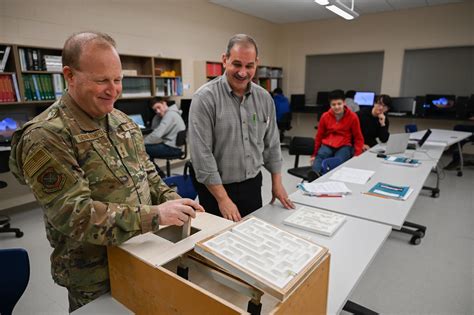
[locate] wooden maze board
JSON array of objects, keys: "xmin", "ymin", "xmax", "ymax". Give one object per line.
[{"xmin": 195, "ymin": 217, "xmax": 327, "ymax": 301}]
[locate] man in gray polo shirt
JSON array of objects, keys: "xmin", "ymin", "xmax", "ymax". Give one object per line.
[{"xmin": 189, "ymin": 34, "xmax": 294, "ymax": 222}]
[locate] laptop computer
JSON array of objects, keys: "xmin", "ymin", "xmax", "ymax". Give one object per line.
[
  {"xmin": 372, "ymin": 133, "xmax": 410, "ymax": 155},
  {"xmin": 128, "ymin": 114, "xmax": 152, "ymax": 134},
  {"xmin": 407, "ymin": 129, "xmax": 432, "ymax": 150}
]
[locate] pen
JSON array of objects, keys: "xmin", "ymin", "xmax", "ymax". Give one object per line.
[{"xmin": 316, "ymin": 194, "xmax": 343, "ymax": 198}]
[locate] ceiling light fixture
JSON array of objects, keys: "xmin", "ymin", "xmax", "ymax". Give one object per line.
[{"xmin": 315, "ymin": 0, "xmax": 359, "ymax": 20}]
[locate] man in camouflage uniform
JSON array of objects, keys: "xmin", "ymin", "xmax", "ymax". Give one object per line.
[{"xmin": 9, "ymin": 31, "xmax": 203, "ymax": 312}]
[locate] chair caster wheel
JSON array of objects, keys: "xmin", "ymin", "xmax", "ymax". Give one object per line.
[
  {"xmin": 457, "ymin": 171, "xmax": 463, "ymax": 177},
  {"xmin": 410, "ymin": 235, "xmax": 421, "ymax": 245},
  {"xmin": 416, "ymin": 229, "xmax": 425, "ymax": 238},
  {"xmin": 16, "ymin": 231, "xmax": 24, "ymax": 238}
]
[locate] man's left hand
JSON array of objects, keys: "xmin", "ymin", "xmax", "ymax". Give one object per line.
[{"xmin": 271, "ymin": 182, "xmax": 295, "ymax": 209}]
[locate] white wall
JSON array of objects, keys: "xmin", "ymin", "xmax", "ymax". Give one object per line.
[
  {"xmin": 278, "ymin": 2, "xmax": 474, "ymax": 97},
  {"xmin": 0, "ymin": 0, "xmax": 280, "ymax": 97},
  {"xmin": 1, "ymin": 1, "xmax": 473, "ymax": 98}
]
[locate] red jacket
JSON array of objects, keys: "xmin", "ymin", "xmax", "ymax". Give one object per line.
[{"xmin": 312, "ymin": 106, "xmax": 364, "ymax": 157}]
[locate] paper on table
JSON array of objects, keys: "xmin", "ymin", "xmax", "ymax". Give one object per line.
[
  {"xmin": 329, "ymin": 167, "xmax": 375, "ymax": 185},
  {"xmin": 298, "ymin": 181, "xmax": 352, "ymax": 196}
]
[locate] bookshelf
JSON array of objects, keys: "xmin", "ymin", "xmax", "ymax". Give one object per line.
[
  {"xmin": 193, "ymin": 60, "xmax": 223, "ymax": 91},
  {"xmin": 0, "ymin": 43, "xmax": 184, "ymax": 109},
  {"xmin": 120, "ymin": 54, "xmax": 153, "ymax": 99},
  {"xmin": 254, "ymin": 65, "xmax": 283, "ymax": 93},
  {"xmin": 154, "ymin": 57, "xmax": 183, "ymax": 97}
]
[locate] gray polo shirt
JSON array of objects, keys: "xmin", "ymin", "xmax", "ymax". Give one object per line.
[{"xmin": 189, "ymin": 75, "xmax": 282, "ymax": 185}]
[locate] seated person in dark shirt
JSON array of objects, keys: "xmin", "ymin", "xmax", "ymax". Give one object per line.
[
  {"xmin": 357, "ymin": 94, "xmax": 391, "ymax": 151},
  {"xmin": 272, "ymin": 87, "xmax": 290, "ymax": 124}
]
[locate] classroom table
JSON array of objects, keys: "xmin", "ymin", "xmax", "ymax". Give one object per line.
[
  {"xmin": 253, "ymin": 203, "xmax": 391, "ymax": 315},
  {"xmin": 410, "ymin": 128, "xmax": 472, "ymax": 176},
  {"xmin": 291, "ymin": 144, "xmax": 444, "ymax": 231}
]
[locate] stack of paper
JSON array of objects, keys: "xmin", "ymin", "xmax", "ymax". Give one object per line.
[
  {"xmin": 329, "ymin": 167, "xmax": 375, "ymax": 185},
  {"xmin": 383, "ymin": 156, "xmax": 421, "ymax": 167},
  {"xmin": 283, "ymin": 206, "xmax": 346, "ymax": 236},
  {"xmin": 366, "ymin": 182, "xmax": 413, "ymax": 201},
  {"xmin": 297, "ymin": 181, "xmax": 351, "ymax": 197}
]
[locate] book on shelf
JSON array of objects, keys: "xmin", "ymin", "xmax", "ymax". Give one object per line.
[
  {"xmin": 52, "ymin": 74, "xmax": 65, "ymax": 100},
  {"xmin": 0, "ymin": 46, "xmax": 11, "ymax": 72},
  {"xmin": 383, "ymin": 156, "xmax": 421, "ymax": 167},
  {"xmin": 366, "ymin": 182, "xmax": 413, "ymax": 201},
  {"xmin": 0, "ymin": 74, "xmax": 17, "ymax": 102},
  {"xmin": 122, "ymin": 77, "xmax": 152, "ymax": 98},
  {"xmin": 297, "ymin": 181, "xmax": 351, "ymax": 197},
  {"xmin": 122, "ymin": 69, "xmax": 138, "ymax": 76},
  {"xmin": 23, "ymin": 74, "xmax": 56, "ymax": 101},
  {"xmin": 206, "ymin": 63, "xmax": 223, "ymax": 77},
  {"xmin": 44, "ymin": 55, "xmax": 62, "ymax": 72},
  {"xmin": 11, "ymin": 74, "xmax": 21, "ymax": 102},
  {"xmin": 283, "ymin": 206, "xmax": 346, "ymax": 237},
  {"xmin": 270, "ymin": 79, "xmax": 278, "ymax": 91}
]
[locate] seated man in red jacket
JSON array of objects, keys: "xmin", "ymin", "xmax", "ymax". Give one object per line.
[{"xmin": 310, "ymin": 89, "xmax": 364, "ymax": 176}]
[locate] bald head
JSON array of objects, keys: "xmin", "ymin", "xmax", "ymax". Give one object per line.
[{"xmin": 62, "ymin": 31, "xmax": 116, "ymax": 70}]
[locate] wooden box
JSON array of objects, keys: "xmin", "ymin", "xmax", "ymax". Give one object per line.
[{"xmin": 108, "ymin": 213, "xmax": 330, "ymax": 314}]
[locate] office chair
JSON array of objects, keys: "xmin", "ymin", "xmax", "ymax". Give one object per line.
[
  {"xmin": 287, "ymin": 137, "xmax": 314, "ymax": 182},
  {"xmin": 277, "ymin": 112, "xmax": 292, "ymax": 146},
  {"xmin": 0, "ymin": 248, "xmax": 30, "ymax": 315},
  {"xmin": 404, "ymin": 124, "xmax": 418, "ymax": 133},
  {"xmin": 163, "ymin": 161, "xmax": 197, "ymax": 199},
  {"xmin": 154, "ymin": 130, "xmax": 187, "ymax": 177},
  {"xmin": 0, "ymin": 150, "xmax": 24, "ymax": 238},
  {"xmin": 321, "ymin": 157, "xmax": 343, "ymax": 175}
]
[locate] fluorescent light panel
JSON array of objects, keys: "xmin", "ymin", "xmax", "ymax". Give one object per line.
[{"xmin": 315, "ymin": 0, "xmax": 359, "ymax": 20}]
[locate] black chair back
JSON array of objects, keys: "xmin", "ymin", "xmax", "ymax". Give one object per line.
[{"xmin": 0, "ymin": 248, "xmax": 30, "ymax": 315}]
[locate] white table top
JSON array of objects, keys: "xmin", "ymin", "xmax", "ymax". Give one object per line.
[
  {"xmin": 71, "ymin": 294, "xmax": 133, "ymax": 314},
  {"xmin": 291, "ymin": 145, "xmax": 444, "ymax": 229},
  {"xmin": 252, "ymin": 203, "xmax": 391, "ymax": 315},
  {"xmin": 410, "ymin": 128, "xmax": 472, "ymax": 147}
]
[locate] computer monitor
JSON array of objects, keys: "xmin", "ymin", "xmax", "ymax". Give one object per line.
[
  {"xmin": 316, "ymin": 91, "xmax": 329, "ymax": 107},
  {"xmin": 354, "ymin": 92, "xmax": 376, "ymax": 107},
  {"xmin": 0, "ymin": 113, "xmax": 29, "ymax": 145},
  {"xmin": 290, "ymin": 94, "xmax": 305, "ymax": 111},
  {"xmin": 128, "ymin": 114, "xmax": 146, "ymax": 129},
  {"xmin": 424, "ymin": 94, "xmax": 456, "ymax": 117},
  {"xmin": 391, "ymin": 97, "xmax": 415, "ymax": 113}
]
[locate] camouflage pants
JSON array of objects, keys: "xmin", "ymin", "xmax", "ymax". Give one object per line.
[{"xmin": 67, "ymin": 281, "xmax": 110, "ymax": 313}]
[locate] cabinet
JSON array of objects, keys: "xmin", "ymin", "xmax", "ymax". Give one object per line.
[
  {"xmin": 154, "ymin": 57, "xmax": 183, "ymax": 97},
  {"xmin": 0, "ymin": 43, "xmax": 184, "ymax": 109},
  {"xmin": 255, "ymin": 65, "xmax": 283, "ymax": 93},
  {"xmin": 193, "ymin": 60, "xmax": 223, "ymax": 91}
]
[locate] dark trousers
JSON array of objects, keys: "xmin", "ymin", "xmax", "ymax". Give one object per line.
[
  {"xmin": 195, "ymin": 172, "xmax": 263, "ymax": 218},
  {"xmin": 145, "ymin": 143, "xmax": 182, "ymax": 158}
]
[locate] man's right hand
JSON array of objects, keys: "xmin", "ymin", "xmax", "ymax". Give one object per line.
[
  {"xmin": 218, "ymin": 197, "xmax": 241, "ymax": 222},
  {"xmin": 157, "ymin": 199, "xmax": 204, "ymax": 226}
]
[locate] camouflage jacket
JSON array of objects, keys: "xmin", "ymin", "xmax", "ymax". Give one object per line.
[{"xmin": 9, "ymin": 93, "xmax": 180, "ymax": 288}]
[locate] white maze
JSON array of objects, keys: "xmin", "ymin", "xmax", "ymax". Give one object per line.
[
  {"xmin": 202, "ymin": 217, "xmax": 323, "ymax": 289},
  {"xmin": 283, "ymin": 206, "xmax": 346, "ymax": 237}
]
